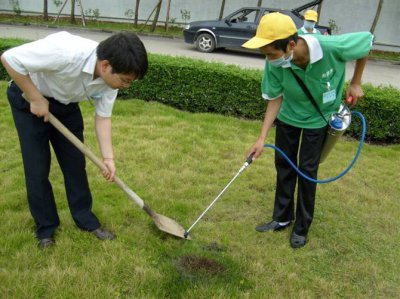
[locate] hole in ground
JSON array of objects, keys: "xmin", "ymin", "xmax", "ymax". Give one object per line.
[{"xmin": 177, "ymin": 254, "xmax": 225, "ymax": 275}]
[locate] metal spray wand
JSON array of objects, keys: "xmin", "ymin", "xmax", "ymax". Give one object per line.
[{"xmin": 184, "ymin": 153, "xmax": 254, "ymax": 238}]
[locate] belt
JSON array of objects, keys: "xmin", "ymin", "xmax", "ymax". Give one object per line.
[{"xmin": 8, "ymin": 80, "xmax": 63, "ymax": 104}]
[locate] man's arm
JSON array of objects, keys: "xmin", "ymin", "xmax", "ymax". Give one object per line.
[
  {"xmin": 248, "ymin": 97, "xmax": 282, "ymax": 159},
  {"xmin": 346, "ymin": 56, "xmax": 368, "ymax": 107},
  {"xmin": 95, "ymin": 115, "xmax": 116, "ymax": 181},
  {"xmin": 1, "ymin": 54, "xmax": 50, "ymax": 121}
]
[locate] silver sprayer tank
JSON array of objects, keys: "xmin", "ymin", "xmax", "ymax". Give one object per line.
[{"xmin": 319, "ymin": 104, "xmax": 351, "ymax": 163}]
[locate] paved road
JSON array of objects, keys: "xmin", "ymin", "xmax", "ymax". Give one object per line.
[{"xmin": 1, "ymin": 24, "xmax": 399, "ymax": 88}]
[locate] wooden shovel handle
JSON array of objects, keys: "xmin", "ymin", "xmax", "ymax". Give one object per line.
[{"xmin": 48, "ymin": 112, "xmax": 145, "ymax": 209}]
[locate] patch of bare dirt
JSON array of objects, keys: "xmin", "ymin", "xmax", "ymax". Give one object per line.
[{"xmin": 177, "ymin": 255, "xmax": 225, "ymax": 275}]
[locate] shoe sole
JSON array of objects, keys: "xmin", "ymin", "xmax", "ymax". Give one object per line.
[
  {"xmin": 255, "ymin": 223, "xmax": 291, "ymax": 233},
  {"xmin": 290, "ymin": 234, "xmax": 307, "ymax": 248},
  {"xmin": 291, "ymin": 242, "xmax": 306, "ymax": 248},
  {"xmin": 38, "ymin": 240, "xmax": 55, "ymax": 249}
]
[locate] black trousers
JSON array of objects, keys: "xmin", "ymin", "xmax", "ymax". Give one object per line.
[
  {"xmin": 273, "ymin": 120, "xmax": 327, "ymax": 236},
  {"xmin": 7, "ymin": 83, "xmax": 100, "ymax": 239}
]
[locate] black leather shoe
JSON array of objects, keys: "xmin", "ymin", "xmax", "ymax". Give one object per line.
[
  {"xmin": 91, "ymin": 228, "xmax": 115, "ymax": 240},
  {"xmin": 255, "ymin": 220, "xmax": 291, "ymax": 232},
  {"xmin": 38, "ymin": 237, "xmax": 55, "ymax": 249},
  {"xmin": 290, "ymin": 232, "xmax": 307, "ymax": 248}
]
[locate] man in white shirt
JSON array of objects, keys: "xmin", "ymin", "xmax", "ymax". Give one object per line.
[{"xmin": 1, "ymin": 31, "xmax": 148, "ymax": 248}]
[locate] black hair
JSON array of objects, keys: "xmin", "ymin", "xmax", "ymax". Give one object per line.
[
  {"xmin": 270, "ymin": 33, "xmax": 298, "ymax": 52},
  {"xmin": 97, "ymin": 32, "xmax": 148, "ymax": 79}
]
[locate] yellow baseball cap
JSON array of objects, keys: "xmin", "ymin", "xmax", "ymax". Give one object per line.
[
  {"xmin": 242, "ymin": 12, "xmax": 297, "ymax": 49},
  {"xmin": 304, "ymin": 10, "xmax": 318, "ymax": 22}
]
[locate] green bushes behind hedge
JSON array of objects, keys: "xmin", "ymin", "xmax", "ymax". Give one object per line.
[{"xmin": 1, "ymin": 39, "xmax": 399, "ymax": 143}]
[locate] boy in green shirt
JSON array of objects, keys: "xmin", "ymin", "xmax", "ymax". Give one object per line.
[
  {"xmin": 297, "ymin": 9, "xmax": 322, "ymax": 35},
  {"xmin": 242, "ymin": 12, "xmax": 372, "ymax": 248}
]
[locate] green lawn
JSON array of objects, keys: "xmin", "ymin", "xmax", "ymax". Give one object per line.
[{"xmin": 0, "ymin": 81, "xmax": 399, "ymax": 298}]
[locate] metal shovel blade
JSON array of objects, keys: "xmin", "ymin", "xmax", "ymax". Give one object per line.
[
  {"xmin": 153, "ymin": 212, "xmax": 191, "ymax": 240},
  {"xmin": 142, "ymin": 204, "xmax": 189, "ymax": 239}
]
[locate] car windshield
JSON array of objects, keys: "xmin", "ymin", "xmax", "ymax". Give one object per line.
[
  {"xmin": 228, "ymin": 9, "xmax": 259, "ymax": 23},
  {"xmin": 262, "ymin": 10, "xmax": 277, "ymax": 17}
]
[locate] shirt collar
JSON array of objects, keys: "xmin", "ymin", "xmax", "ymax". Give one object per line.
[
  {"xmin": 282, "ymin": 35, "xmax": 322, "ymax": 69},
  {"xmin": 82, "ymin": 49, "xmax": 105, "ymax": 84},
  {"xmin": 300, "ymin": 27, "xmax": 319, "ymax": 34},
  {"xmin": 299, "ymin": 35, "xmax": 323, "ymax": 64},
  {"xmin": 82, "ymin": 49, "xmax": 97, "ymax": 76}
]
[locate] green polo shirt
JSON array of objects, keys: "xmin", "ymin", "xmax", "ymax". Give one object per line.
[{"xmin": 261, "ymin": 32, "xmax": 373, "ymax": 129}]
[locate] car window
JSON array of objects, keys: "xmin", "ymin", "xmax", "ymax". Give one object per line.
[
  {"xmin": 262, "ymin": 10, "xmax": 274, "ymax": 17},
  {"xmin": 229, "ymin": 9, "xmax": 258, "ymax": 23}
]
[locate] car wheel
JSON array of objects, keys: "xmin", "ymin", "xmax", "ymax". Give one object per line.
[{"xmin": 195, "ymin": 33, "xmax": 216, "ymax": 53}]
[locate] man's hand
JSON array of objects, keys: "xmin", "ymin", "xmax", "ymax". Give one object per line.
[
  {"xmin": 102, "ymin": 158, "xmax": 116, "ymax": 182},
  {"xmin": 247, "ymin": 137, "xmax": 265, "ymax": 160},
  {"xmin": 30, "ymin": 97, "xmax": 50, "ymax": 122},
  {"xmin": 346, "ymin": 83, "xmax": 364, "ymax": 108}
]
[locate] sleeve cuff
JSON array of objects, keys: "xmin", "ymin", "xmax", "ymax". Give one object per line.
[
  {"xmin": 2, "ymin": 53, "xmax": 29, "ymax": 75},
  {"xmin": 262, "ymin": 92, "xmax": 283, "ymax": 100}
]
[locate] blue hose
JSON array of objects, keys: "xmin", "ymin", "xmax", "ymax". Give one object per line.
[{"xmin": 264, "ymin": 111, "xmax": 366, "ymax": 184}]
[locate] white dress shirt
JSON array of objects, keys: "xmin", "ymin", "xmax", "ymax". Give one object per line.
[{"xmin": 2, "ymin": 31, "xmax": 118, "ymax": 117}]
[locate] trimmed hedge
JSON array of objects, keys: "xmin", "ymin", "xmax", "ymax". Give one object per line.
[
  {"xmin": 346, "ymin": 83, "xmax": 400, "ymax": 143},
  {"xmin": 1, "ymin": 39, "xmax": 399, "ymax": 143},
  {"xmin": 118, "ymin": 54, "xmax": 266, "ymax": 119}
]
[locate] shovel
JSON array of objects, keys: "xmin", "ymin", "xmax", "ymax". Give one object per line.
[{"xmin": 47, "ymin": 112, "xmax": 188, "ymax": 239}]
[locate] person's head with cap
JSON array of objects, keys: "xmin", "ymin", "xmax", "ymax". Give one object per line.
[
  {"xmin": 242, "ymin": 12, "xmax": 298, "ymax": 68},
  {"xmin": 303, "ymin": 10, "xmax": 318, "ymax": 31}
]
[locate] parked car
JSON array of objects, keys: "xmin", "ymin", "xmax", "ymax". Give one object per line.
[{"xmin": 183, "ymin": 1, "xmax": 331, "ymax": 53}]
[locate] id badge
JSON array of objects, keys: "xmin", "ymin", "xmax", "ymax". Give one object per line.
[{"xmin": 323, "ymin": 89, "xmax": 336, "ymax": 103}]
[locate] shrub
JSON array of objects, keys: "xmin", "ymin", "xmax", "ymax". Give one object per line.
[
  {"xmin": 1, "ymin": 39, "xmax": 399, "ymax": 143},
  {"xmin": 118, "ymin": 54, "xmax": 266, "ymax": 119},
  {"xmin": 347, "ymin": 83, "xmax": 400, "ymax": 143}
]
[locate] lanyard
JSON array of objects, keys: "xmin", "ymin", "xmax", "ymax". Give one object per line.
[
  {"xmin": 82, "ymin": 82, "xmax": 95, "ymax": 106},
  {"xmin": 289, "ymin": 68, "xmax": 329, "ymax": 125}
]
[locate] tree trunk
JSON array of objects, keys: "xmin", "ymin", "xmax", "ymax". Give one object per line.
[
  {"xmin": 370, "ymin": 0, "xmax": 384, "ymax": 33},
  {"xmin": 141, "ymin": 4, "xmax": 158, "ymax": 30},
  {"xmin": 70, "ymin": 0, "xmax": 76, "ymax": 24},
  {"xmin": 150, "ymin": 0, "xmax": 162, "ymax": 32},
  {"xmin": 219, "ymin": 0, "xmax": 226, "ymax": 20},
  {"xmin": 43, "ymin": 0, "xmax": 48, "ymax": 21},
  {"xmin": 134, "ymin": 0, "xmax": 140, "ymax": 28},
  {"xmin": 165, "ymin": 0, "xmax": 172, "ymax": 32}
]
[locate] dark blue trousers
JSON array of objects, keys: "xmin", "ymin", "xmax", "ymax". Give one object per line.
[
  {"xmin": 7, "ymin": 82, "xmax": 100, "ymax": 239},
  {"xmin": 273, "ymin": 120, "xmax": 327, "ymax": 236}
]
